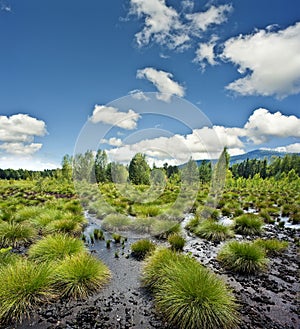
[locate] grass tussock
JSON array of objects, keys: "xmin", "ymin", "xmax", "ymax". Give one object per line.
[
  {"xmin": 142, "ymin": 248, "xmax": 239, "ymax": 329},
  {"xmin": 131, "ymin": 239, "xmax": 156, "ymax": 260},
  {"xmin": 101, "ymin": 214, "xmax": 132, "ymax": 232},
  {"xmin": 28, "ymin": 234, "xmax": 85, "ymax": 262},
  {"xmin": 195, "ymin": 220, "xmax": 234, "ymax": 242},
  {"xmin": 254, "ymin": 238, "xmax": 288, "ymax": 256},
  {"xmin": 0, "ymin": 247, "xmax": 20, "ymax": 266},
  {"xmin": 53, "ymin": 252, "xmax": 110, "ymax": 299},
  {"xmin": 217, "ymin": 241, "xmax": 268, "ymax": 274},
  {"xmin": 168, "ymin": 234, "xmax": 186, "ymax": 251},
  {"xmin": 234, "ymin": 214, "xmax": 264, "ymax": 236},
  {"xmin": 0, "ymin": 221, "xmax": 36, "ymax": 247},
  {"xmin": 0, "ymin": 259, "xmax": 55, "ymax": 323}
]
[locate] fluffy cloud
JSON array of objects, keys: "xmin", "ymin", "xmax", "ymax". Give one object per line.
[
  {"xmin": 105, "ymin": 108, "xmax": 299, "ymax": 165},
  {"xmin": 0, "ymin": 114, "xmax": 47, "ymax": 156},
  {"xmin": 0, "ymin": 114, "xmax": 47, "ymax": 143},
  {"xmin": 130, "ymin": 0, "xmax": 189, "ymax": 50},
  {"xmin": 0, "ymin": 155, "xmax": 59, "ymax": 170},
  {"xmin": 194, "ymin": 36, "xmax": 218, "ymax": 69},
  {"xmin": 272, "ymin": 143, "xmax": 300, "ymax": 153},
  {"xmin": 107, "ymin": 125, "xmax": 244, "ymax": 164},
  {"xmin": 244, "ymin": 108, "xmax": 300, "ymax": 144},
  {"xmin": 89, "ymin": 105, "xmax": 141, "ymax": 130},
  {"xmin": 186, "ymin": 4, "xmax": 232, "ymax": 34},
  {"xmin": 0, "ymin": 142, "xmax": 42, "ymax": 155},
  {"xmin": 129, "ymin": 89, "xmax": 150, "ymax": 101},
  {"xmin": 100, "ymin": 137, "xmax": 123, "ymax": 147},
  {"xmin": 129, "ymin": 1, "xmax": 232, "ymax": 50},
  {"xmin": 137, "ymin": 67, "xmax": 185, "ymax": 102},
  {"xmin": 222, "ymin": 22, "xmax": 300, "ymax": 98}
]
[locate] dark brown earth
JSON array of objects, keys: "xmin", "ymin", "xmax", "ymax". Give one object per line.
[{"xmin": 4, "ymin": 215, "xmax": 300, "ymax": 329}]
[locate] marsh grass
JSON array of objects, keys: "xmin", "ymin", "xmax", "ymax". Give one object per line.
[
  {"xmin": 0, "ymin": 221, "xmax": 36, "ymax": 247},
  {"xmin": 195, "ymin": 220, "xmax": 234, "ymax": 242},
  {"xmin": 28, "ymin": 234, "xmax": 85, "ymax": 262},
  {"xmin": 142, "ymin": 248, "xmax": 239, "ymax": 329},
  {"xmin": 254, "ymin": 238, "xmax": 288, "ymax": 256},
  {"xmin": 101, "ymin": 214, "xmax": 132, "ymax": 232},
  {"xmin": 168, "ymin": 234, "xmax": 186, "ymax": 251},
  {"xmin": 131, "ymin": 239, "xmax": 156, "ymax": 260},
  {"xmin": 0, "ymin": 247, "xmax": 20, "ymax": 266},
  {"xmin": 217, "ymin": 241, "xmax": 268, "ymax": 274},
  {"xmin": 14, "ymin": 206, "xmax": 44, "ymax": 223},
  {"xmin": 0, "ymin": 260, "xmax": 55, "ymax": 323},
  {"xmin": 150, "ymin": 220, "xmax": 181, "ymax": 239},
  {"xmin": 53, "ymin": 252, "xmax": 110, "ymax": 299},
  {"xmin": 234, "ymin": 214, "xmax": 264, "ymax": 236}
]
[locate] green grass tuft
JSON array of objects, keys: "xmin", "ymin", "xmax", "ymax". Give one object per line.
[
  {"xmin": 131, "ymin": 239, "xmax": 156, "ymax": 260},
  {"xmin": 28, "ymin": 234, "xmax": 85, "ymax": 262},
  {"xmin": 142, "ymin": 248, "xmax": 239, "ymax": 329},
  {"xmin": 195, "ymin": 220, "xmax": 234, "ymax": 242},
  {"xmin": 53, "ymin": 252, "xmax": 110, "ymax": 299},
  {"xmin": 0, "ymin": 221, "xmax": 36, "ymax": 247},
  {"xmin": 0, "ymin": 259, "xmax": 55, "ymax": 323},
  {"xmin": 234, "ymin": 214, "xmax": 264, "ymax": 236},
  {"xmin": 253, "ymin": 238, "xmax": 288, "ymax": 256},
  {"xmin": 217, "ymin": 241, "xmax": 268, "ymax": 274},
  {"xmin": 168, "ymin": 234, "xmax": 186, "ymax": 251}
]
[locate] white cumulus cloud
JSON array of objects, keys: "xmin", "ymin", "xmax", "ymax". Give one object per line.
[
  {"xmin": 89, "ymin": 105, "xmax": 141, "ymax": 130},
  {"xmin": 130, "ymin": 0, "xmax": 189, "ymax": 50},
  {"xmin": 194, "ymin": 36, "xmax": 218, "ymax": 69},
  {"xmin": 186, "ymin": 4, "xmax": 232, "ymax": 34},
  {"xmin": 222, "ymin": 22, "xmax": 300, "ymax": 98},
  {"xmin": 100, "ymin": 137, "xmax": 123, "ymax": 147},
  {"xmin": 137, "ymin": 67, "xmax": 185, "ymax": 102},
  {"xmin": 0, "ymin": 114, "xmax": 47, "ymax": 143},
  {"xmin": 0, "ymin": 114, "xmax": 47, "ymax": 156},
  {"xmin": 272, "ymin": 143, "xmax": 300, "ymax": 153},
  {"xmin": 244, "ymin": 108, "xmax": 300, "ymax": 144},
  {"xmin": 129, "ymin": 1, "xmax": 232, "ymax": 51},
  {"xmin": 129, "ymin": 89, "xmax": 150, "ymax": 101},
  {"xmin": 0, "ymin": 142, "xmax": 43, "ymax": 155}
]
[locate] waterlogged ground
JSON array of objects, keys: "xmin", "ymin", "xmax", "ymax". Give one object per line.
[{"xmin": 8, "ymin": 213, "xmax": 300, "ymax": 329}]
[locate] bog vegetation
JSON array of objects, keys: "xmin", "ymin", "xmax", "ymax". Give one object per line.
[{"xmin": 0, "ymin": 148, "xmax": 299, "ymax": 326}]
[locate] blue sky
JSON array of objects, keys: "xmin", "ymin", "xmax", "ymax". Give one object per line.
[{"xmin": 0, "ymin": 0, "xmax": 299, "ymax": 169}]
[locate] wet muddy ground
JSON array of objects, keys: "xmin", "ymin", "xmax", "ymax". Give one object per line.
[{"xmin": 6, "ymin": 214, "xmax": 300, "ymax": 329}]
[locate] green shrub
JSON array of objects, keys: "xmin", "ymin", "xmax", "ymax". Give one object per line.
[
  {"xmin": 195, "ymin": 220, "xmax": 234, "ymax": 242},
  {"xmin": 131, "ymin": 239, "xmax": 156, "ymax": 260},
  {"xmin": 217, "ymin": 241, "xmax": 268, "ymax": 274},
  {"xmin": 168, "ymin": 234, "xmax": 186, "ymax": 251},
  {"xmin": 28, "ymin": 234, "xmax": 85, "ymax": 262},
  {"xmin": 254, "ymin": 239, "xmax": 288, "ymax": 256},
  {"xmin": 0, "ymin": 260, "xmax": 55, "ymax": 323},
  {"xmin": 53, "ymin": 252, "xmax": 110, "ymax": 299},
  {"xmin": 0, "ymin": 222, "xmax": 36, "ymax": 247},
  {"xmin": 234, "ymin": 214, "xmax": 264, "ymax": 235},
  {"xmin": 143, "ymin": 248, "xmax": 239, "ymax": 329}
]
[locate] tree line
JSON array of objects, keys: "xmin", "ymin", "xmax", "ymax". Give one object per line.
[
  {"xmin": 230, "ymin": 154, "xmax": 300, "ymax": 179},
  {"xmin": 0, "ymin": 150, "xmax": 299, "ymax": 183}
]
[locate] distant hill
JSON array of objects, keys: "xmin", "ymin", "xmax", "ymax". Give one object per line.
[{"xmin": 194, "ymin": 149, "xmax": 299, "ymax": 167}]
